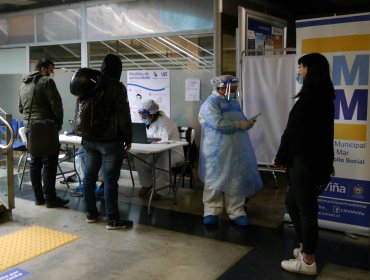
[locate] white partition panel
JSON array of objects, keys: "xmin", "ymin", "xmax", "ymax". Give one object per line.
[
  {"xmin": 0, "ymin": 48, "xmax": 27, "ymax": 74},
  {"xmin": 242, "ymin": 54, "xmax": 296, "ymax": 165}
]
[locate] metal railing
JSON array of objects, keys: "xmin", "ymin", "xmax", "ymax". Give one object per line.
[{"xmin": 0, "ymin": 108, "xmax": 15, "ymax": 212}]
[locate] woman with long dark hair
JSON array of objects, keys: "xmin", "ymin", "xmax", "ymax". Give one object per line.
[{"xmin": 273, "ymin": 53, "xmax": 335, "ymax": 275}]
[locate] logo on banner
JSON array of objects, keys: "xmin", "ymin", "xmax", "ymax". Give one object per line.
[
  {"xmin": 352, "ymin": 184, "xmax": 365, "ymax": 200},
  {"xmin": 333, "ymin": 54, "xmax": 369, "ymax": 141}
]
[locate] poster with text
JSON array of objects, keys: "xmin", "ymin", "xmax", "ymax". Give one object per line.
[
  {"xmin": 296, "ymin": 13, "xmax": 370, "ymax": 236},
  {"xmin": 127, "ymin": 70, "xmax": 170, "ymax": 123}
]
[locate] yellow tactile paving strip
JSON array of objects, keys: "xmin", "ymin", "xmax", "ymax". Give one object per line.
[{"xmin": 0, "ymin": 225, "xmax": 79, "ymax": 271}]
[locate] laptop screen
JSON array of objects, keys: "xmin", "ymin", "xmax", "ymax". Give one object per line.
[
  {"xmin": 132, "ymin": 123, "xmax": 161, "ymax": 143},
  {"xmin": 132, "ymin": 123, "xmax": 151, "ymax": 143}
]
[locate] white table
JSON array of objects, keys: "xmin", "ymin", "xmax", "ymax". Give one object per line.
[
  {"xmin": 129, "ymin": 141, "xmax": 187, "ymax": 214},
  {"xmin": 59, "ymin": 134, "xmax": 83, "ymax": 186},
  {"xmin": 59, "ymin": 134, "xmax": 187, "ymax": 214},
  {"xmin": 59, "ymin": 134, "xmax": 82, "ymax": 146}
]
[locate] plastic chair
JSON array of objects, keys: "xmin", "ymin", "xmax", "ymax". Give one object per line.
[
  {"xmin": 12, "ymin": 119, "xmax": 18, "ymax": 138},
  {"xmin": 172, "ymin": 127, "xmax": 197, "ymax": 189},
  {"xmin": 13, "ymin": 139, "xmax": 27, "ymax": 172},
  {"xmin": 18, "ymin": 126, "xmax": 30, "ymax": 189},
  {"xmin": 0, "ymin": 119, "xmax": 27, "ymax": 172}
]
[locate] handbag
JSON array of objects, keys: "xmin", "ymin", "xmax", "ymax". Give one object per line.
[{"xmin": 26, "ymin": 78, "xmax": 60, "ymax": 157}]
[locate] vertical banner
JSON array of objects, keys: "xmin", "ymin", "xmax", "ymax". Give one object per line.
[
  {"xmin": 296, "ymin": 13, "xmax": 370, "ymax": 236},
  {"xmin": 127, "ymin": 70, "xmax": 170, "ymax": 123}
]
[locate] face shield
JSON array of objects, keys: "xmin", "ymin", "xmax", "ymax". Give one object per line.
[{"xmin": 223, "ymin": 80, "xmax": 239, "ymax": 101}]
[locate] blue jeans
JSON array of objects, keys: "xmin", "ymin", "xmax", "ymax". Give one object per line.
[{"xmin": 82, "ymin": 140, "xmax": 124, "ymax": 220}]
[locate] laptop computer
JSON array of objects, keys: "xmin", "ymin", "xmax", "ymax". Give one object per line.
[{"xmin": 132, "ymin": 122, "xmax": 161, "ymax": 144}]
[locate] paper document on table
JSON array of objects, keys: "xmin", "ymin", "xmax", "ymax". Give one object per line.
[{"xmin": 155, "ymin": 140, "xmax": 175, "ymax": 144}]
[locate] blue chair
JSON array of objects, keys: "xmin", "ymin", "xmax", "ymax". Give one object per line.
[
  {"xmin": 12, "ymin": 119, "xmax": 18, "ymax": 139},
  {"xmin": 0, "ymin": 119, "xmax": 27, "ymax": 171},
  {"xmin": 18, "ymin": 119, "xmax": 24, "ymax": 129}
]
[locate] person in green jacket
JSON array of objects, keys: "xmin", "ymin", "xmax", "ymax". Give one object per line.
[{"xmin": 19, "ymin": 59, "xmax": 69, "ymax": 208}]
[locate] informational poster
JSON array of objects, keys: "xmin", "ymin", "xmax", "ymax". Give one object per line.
[
  {"xmin": 272, "ymin": 26, "xmax": 283, "ymax": 49},
  {"xmin": 247, "ymin": 18, "xmax": 285, "ymax": 56},
  {"xmin": 127, "ymin": 70, "xmax": 170, "ymax": 123},
  {"xmin": 185, "ymin": 78, "xmax": 200, "ymax": 101},
  {"xmin": 296, "ymin": 13, "xmax": 370, "ymax": 236}
]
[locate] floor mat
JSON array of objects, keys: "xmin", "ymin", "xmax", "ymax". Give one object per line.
[{"xmin": 0, "ymin": 225, "xmax": 79, "ymax": 271}]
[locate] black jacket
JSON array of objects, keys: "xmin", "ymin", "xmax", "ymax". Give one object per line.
[
  {"xmin": 83, "ymin": 55, "xmax": 132, "ymax": 143},
  {"xmin": 275, "ymin": 91, "xmax": 334, "ymax": 185},
  {"xmin": 90, "ymin": 77, "xmax": 132, "ymax": 143}
]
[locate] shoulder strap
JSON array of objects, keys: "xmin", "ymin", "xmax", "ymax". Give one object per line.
[{"xmin": 26, "ymin": 76, "xmax": 41, "ymax": 126}]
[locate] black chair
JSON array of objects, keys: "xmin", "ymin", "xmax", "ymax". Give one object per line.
[{"xmin": 172, "ymin": 126, "xmax": 197, "ymax": 189}]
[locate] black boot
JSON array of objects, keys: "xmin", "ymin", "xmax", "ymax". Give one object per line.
[
  {"xmin": 45, "ymin": 196, "xmax": 69, "ymax": 208},
  {"xmin": 34, "ymin": 189, "xmax": 45, "ymax": 206}
]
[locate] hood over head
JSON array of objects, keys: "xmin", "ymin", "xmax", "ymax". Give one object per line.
[{"xmin": 101, "ymin": 54, "xmax": 122, "ymax": 80}]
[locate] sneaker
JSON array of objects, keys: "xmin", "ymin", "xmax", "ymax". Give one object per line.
[
  {"xmin": 60, "ymin": 175, "xmax": 79, "ymax": 184},
  {"xmin": 281, "ymin": 257, "xmax": 317, "ymax": 276},
  {"xmin": 232, "ymin": 216, "xmax": 249, "ymax": 227},
  {"xmin": 106, "ymin": 219, "xmax": 133, "ymax": 230},
  {"xmin": 86, "ymin": 212, "xmax": 102, "ymax": 223},
  {"xmin": 45, "ymin": 196, "xmax": 69, "ymax": 208},
  {"xmin": 71, "ymin": 184, "xmax": 84, "ymax": 193},
  {"xmin": 293, "ymin": 248, "xmax": 302, "ymax": 259},
  {"xmin": 203, "ymin": 215, "xmax": 218, "ymax": 226},
  {"xmin": 95, "ymin": 186, "xmax": 104, "ymax": 197}
]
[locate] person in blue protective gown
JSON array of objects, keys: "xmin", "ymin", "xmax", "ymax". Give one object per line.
[{"xmin": 198, "ymin": 75, "xmax": 263, "ymax": 227}]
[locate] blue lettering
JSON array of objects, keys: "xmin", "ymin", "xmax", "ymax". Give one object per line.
[
  {"xmin": 334, "ymin": 89, "xmax": 368, "ymax": 120},
  {"xmin": 332, "ymin": 55, "xmax": 369, "ymax": 86}
]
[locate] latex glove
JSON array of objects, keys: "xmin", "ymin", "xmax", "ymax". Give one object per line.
[{"xmin": 237, "ymin": 119, "xmax": 256, "ymax": 129}]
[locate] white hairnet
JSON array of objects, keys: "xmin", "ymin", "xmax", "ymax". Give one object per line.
[
  {"xmin": 210, "ymin": 75, "xmax": 239, "ymax": 89},
  {"xmin": 138, "ymin": 99, "xmax": 159, "ymax": 115}
]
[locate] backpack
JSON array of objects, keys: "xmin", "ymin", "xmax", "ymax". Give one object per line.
[
  {"xmin": 70, "ymin": 68, "xmax": 108, "ymax": 139},
  {"xmin": 75, "ymin": 90, "xmax": 108, "ymax": 139}
]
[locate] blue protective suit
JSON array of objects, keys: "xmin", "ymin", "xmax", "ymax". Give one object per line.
[{"xmin": 198, "ymin": 92, "xmax": 263, "ymax": 197}]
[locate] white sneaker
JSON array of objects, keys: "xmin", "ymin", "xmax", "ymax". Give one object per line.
[
  {"xmin": 293, "ymin": 248, "xmax": 302, "ymax": 258},
  {"xmin": 281, "ymin": 257, "xmax": 317, "ymax": 276}
]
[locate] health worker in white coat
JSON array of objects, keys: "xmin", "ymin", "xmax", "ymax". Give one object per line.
[
  {"xmin": 198, "ymin": 75, "xmax": 263, "ymax": 227},
  {"xmin": 134, "ymin": 99, "xmax": 184, "ymax": 197}
]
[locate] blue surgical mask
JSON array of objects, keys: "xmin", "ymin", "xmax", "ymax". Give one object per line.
[
  {"xmin": 296, "ymin": 72, "xmax": 303, "ymax": 84},
  {"xmin": 142, "ymin": 119, "xmax": 151, "ymax": 126}
]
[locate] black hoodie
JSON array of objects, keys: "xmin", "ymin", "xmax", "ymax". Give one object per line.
[{"xmin": 86, "ymin": 54, "xmax": 132, "ymax": 143}]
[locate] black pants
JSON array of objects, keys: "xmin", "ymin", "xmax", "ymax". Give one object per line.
[
  {"xmin": 30, "ymin": 154, "xmax": 59, "ymax": 201},
  {"xmin": 286, "ymin": 157, "xmax": 318, "ymax": 255}
]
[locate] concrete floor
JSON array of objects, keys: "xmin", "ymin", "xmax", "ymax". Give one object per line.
[{"xmin": 0, "ymin": 160, "xmax": 369, "ymax": 280}]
